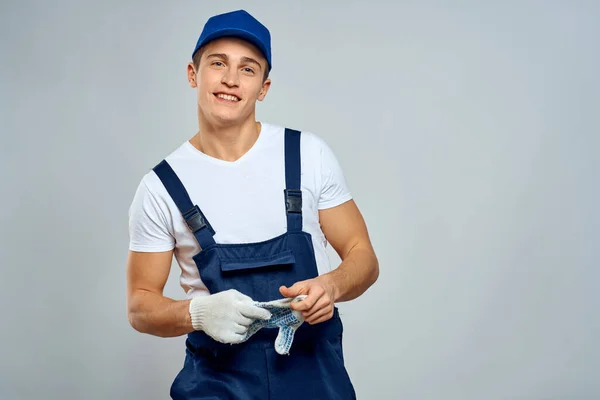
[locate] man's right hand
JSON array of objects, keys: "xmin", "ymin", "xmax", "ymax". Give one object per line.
[{"xmin": 189, "ymin": 289, "xmax": 272, "ymax": 344}]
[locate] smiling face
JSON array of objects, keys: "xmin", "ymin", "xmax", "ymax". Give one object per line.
[{"xmin": 188, "ymin": 37, "xmax": 271, "ymax": 128}]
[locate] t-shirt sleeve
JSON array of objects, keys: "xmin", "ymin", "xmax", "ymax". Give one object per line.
[
  {"xmin": 317, "ymin": 138, "xmax": 353, "ymax": 210},
  {"xmin": 128, "ymin": 177, "xmax": 175, "ymax": 252}
]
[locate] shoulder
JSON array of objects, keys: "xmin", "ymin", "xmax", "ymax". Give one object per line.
[
  {"xmin": 262, "ymin": 121, "xmax": 329, "ymax": 145},
  {"xmin": 301, "ymin": 129, "xmax": 328, "ymax": 150},
  {"xmin": 263, "ymin": 122, "xmax": 333, "ymax": 158},
  {"xmin": 134, "ymin": 141, "xmax": 192, "ymax": 202},
  {"xmin": 298, "ymin": 128, "xmax": 340, "ymax": 167}
]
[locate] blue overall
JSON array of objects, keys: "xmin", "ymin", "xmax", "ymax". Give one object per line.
[{"xmin": 152, "ymin": 129, "xmax": 357, "ymax": 400}]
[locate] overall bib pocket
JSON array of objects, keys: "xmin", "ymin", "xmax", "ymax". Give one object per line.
[{"xmin": 220, "ymin": 250, "xmax": 296, "ymax": 273}]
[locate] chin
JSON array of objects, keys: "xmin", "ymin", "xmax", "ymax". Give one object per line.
[{"xmin": 211, "ymin": 113, "xmax": 244, "ymax": 126}]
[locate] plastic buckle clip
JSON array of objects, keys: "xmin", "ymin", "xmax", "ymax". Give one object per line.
[
  {"xmin": 183, "ymin": 205, "xmax": 207, "ymax": 233},
  {"xmin": 284, "ymin": 189, "xmax": 302, "ymax": 214}
]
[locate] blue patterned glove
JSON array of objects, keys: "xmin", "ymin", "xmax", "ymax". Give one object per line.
[{"xmin": 243, "ymin": 295, "xmax": 307, "ymax": 355}]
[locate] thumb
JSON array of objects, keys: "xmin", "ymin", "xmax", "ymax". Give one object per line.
[{"xmin": 279, "ymin": 281, "xmax": 307, "ymax": 298}]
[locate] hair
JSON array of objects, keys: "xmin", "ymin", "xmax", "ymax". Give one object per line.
[{"xmin": 192, "ymin": 45, "xmax": 270, "ymax": 82}]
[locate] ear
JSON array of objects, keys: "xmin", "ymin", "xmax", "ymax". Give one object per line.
[
  {"xmin": 257, "ymin": 77, "xmax": 271, "ymax": 101},
  {"xmin": 187, "ymin": 62, "xmax": 197, "ymax": 88}
]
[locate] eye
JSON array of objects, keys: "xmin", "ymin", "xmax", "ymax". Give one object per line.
[
  {"xmin": 243, "ymin": 67, "xmax": 255, "ymax": 74},
  {"xmin": 212, "ymin": 61, "xmax": 224, "ymax": 67}
]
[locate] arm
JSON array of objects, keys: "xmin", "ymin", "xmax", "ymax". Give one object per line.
[
  {"xmin": 126, "ymin": 249, "xmax": 194, "ymax": 338},
  {"xmin": 126, "ymin": 178, "xmax": 270, "ymax": 340},
  {"xmin": 127, "ymin": 249, "xmax": 272, "ymax": 340},
  {"xmin": 317, "ymin": 199, "xmax": 379, "ymax": 302},
  {"xmin": 280, "ymin": 199, "xmax": 379, "ymax": 323}
]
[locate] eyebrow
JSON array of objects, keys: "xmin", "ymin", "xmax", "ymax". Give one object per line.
[
  {"xmin": 240, "ymin": 56, "xmax": 263, "ymax": 70},
  {"xmin": 206, "ymin": 53, "xmax": 263, "ymax": 70},
  {"xmin": 206, "ymin": 53, "xmax": 228, "ymax": 60}
]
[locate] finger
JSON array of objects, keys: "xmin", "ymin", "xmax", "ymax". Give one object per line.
[
  {"xmin": 238, "ymin": 302, "xmax": 272, "ymax": 320},
  {"xmin": 305, "ymin": 307, "xmax": 334, "ymax": 325},
  {"xmin": 233, "ymin": 323, "xmax": 248, "ymax": 335},
  {"xmin": 216, "ymin": 331, "xmax": 243, "ymax": 344},
  {"xmin": 302, "ymin": 296, "xmax": 331, "ymax": 319},
  {"xmin": 226, "ymin": 332, "xmax": 246, "ymax": 344},
  {"xmin": 227, "ymin": 288, "xmax": 251, "ymax": 301},
  {"xmin": 292, "ymin": 286, "xmax": 324, "ymax": 312},
  {"xmin": 235, "ymin": 314, "xmax": 254, "ymax": 327},
  {"xmin": 279, "ymin": 281, "xmax": 308, "ymax": 298}
]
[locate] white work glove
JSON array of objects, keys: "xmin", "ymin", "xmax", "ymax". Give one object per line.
[
  {"xmin": 189, "ymin": 289, "xmax": 272, "ymax": 344},
  {"xmin": 244, "ymin": 295, "xmax": 307, "ymax": 355}
]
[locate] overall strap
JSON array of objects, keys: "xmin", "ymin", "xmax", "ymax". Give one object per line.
[
  {"xmin": 284, "ymin": 128, "xmax": 303, "ymax": 232},
  {"xmin": 152, "ymin": 160, "xmax": 216, "ymax": 249}
]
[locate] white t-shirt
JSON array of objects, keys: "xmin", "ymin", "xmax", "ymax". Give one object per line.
[{"xmin": 128, "ymin": 122, "xmax": 352, "ymax": 298}]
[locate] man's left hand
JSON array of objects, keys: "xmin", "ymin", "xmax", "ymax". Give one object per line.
[{"xmin": 279, "ymin": 276, "xmax": 338, "ymax": 325}]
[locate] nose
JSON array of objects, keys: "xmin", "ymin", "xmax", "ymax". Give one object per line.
[{"xmin": 221, "ymin": 66, "xmax": 240, "ymax": 87}]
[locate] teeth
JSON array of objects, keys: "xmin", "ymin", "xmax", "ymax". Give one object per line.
[{"xmin": 216, "ymin": 93, "xmax": 239, "ymax": 102}]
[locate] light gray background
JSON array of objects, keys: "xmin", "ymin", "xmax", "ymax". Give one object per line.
[{"xmin": 1, "ymin": 1, "xmax": 599, "ymax": 399}]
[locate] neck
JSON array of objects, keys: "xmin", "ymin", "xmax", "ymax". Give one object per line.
[{"xmin": 191, "ymin": 115, "xmax": 262, "ymax": 162}]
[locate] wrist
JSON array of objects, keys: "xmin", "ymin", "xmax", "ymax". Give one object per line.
[
  {"xmin": 319, "ymin": 273, "xmax": 340, "ymax": 303},
  {"xmin": 188, "ymin": 296, "xmax": 207, "ymax": 330},
  {"xmin": 183, "ymin": 299, "xmax": 193, "ymax": 330}
]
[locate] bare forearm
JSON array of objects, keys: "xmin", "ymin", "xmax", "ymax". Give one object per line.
[
  {"xmin": 324, "ymin": 245, "xmax": 379, "ymax": 303},
  {"xmin": 128, "ymin": 290, "xmax": 193, "ymax": 338}
]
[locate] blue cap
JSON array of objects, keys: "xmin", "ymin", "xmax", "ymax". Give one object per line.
[{"xmin": 192, "ymin": 10, "xmax": 272, "ymax": 70}]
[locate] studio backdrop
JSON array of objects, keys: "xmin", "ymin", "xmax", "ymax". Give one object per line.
[{"xmin": 1, "ymin": 1, "xmax": 599, "ymax": 399}]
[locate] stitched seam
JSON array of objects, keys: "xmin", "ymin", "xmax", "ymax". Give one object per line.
[
  {"xmin": 264, "ymin": 348, "xmax": 271, "ymax": 400},
  {"xmin": 220, "ymin": 250, "xmax": 294, "ymax": 264}
]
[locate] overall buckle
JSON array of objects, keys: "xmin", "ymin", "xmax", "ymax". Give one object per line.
[
  {"xmin": 284, "ymin": 189, "xmax": 302, "ymax": 213},
  {"xmin": 183, "ymin": 205, "xmax": 207, "ymax": 233}
]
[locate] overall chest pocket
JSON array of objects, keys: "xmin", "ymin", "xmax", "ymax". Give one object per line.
[
  {"xmin": 191, "ymin": 236, "xmax": 305, "ymax": 301},
  {"xmin": 219, "ymin": 249, "xmax": 296, "ymax": 274}
]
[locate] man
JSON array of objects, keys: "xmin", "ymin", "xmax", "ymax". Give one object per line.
[{"xmin": 126, "ymin": 9, "xmax": 379, "ymax": 400}]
